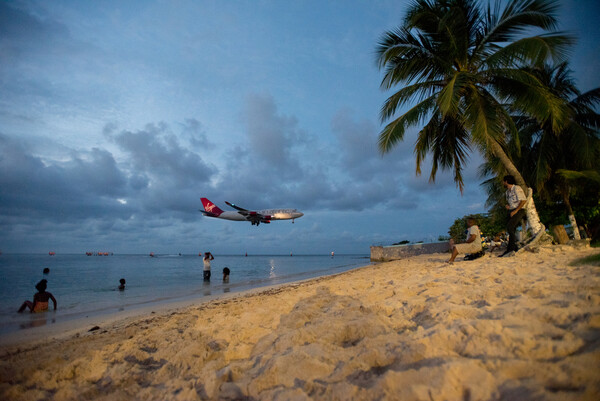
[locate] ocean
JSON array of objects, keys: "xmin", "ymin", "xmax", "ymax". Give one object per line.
[{"xmin": 0, "ymin": 253, "xmax": 370, "ymax": 336}]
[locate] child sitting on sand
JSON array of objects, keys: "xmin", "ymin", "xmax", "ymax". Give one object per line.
[
  {"xmin": 488, "ymin": 232, "xmax": 506, "ymax": 255},
  {"xmin": 18, "ymin": 279, "xmax": 57, "ymax": 313},
  {"xmin": 447, "ymin": 217, "xmax": 482, "ymax": 264}
]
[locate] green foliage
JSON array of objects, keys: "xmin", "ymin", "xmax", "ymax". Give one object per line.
[
  {"xmin": 569, "ymin": 253, "xmax": 600, "ymax": 266},
  {"xmin": 376, "ymin": 0, "xmax": 597, "ymax": 237},
  {"xmin": 532, "ymin": 194, "xmax": 570, "ymax": 227},
  {"xmin": 449, "ymin": 218, "xmax": 468, "ymax": 243},
  {"xmin": 574, "ymin": 200, "xmax": 600, "ymax": 229},
  {"xmin": 479, "ymin": 62, "xmax": 600, "ymax": 233},
  {"xmin": 448, "ymin": 213, "xmax": 505, "ymax": 242},
  {"xmin": 376, "ymin": 0, "xmax": 573, "ymax": 192},
  {"xmin": 478, "ymin": 214, "xmax": 507, "ymax": 239}
]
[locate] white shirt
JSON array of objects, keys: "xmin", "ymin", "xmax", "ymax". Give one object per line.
[
  {"xmin": 505, "ymin": 185, "xmax": 526, "ymax": 210},
  {"xmin": 467, "ymin": 225, "xmax": 482, "ymax": 245},
  {"xmin": 203, "ymin": 258, "xmax": 211, "ymax": 271}
]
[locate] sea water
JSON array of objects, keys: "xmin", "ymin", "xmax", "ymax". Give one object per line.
[{"xmin": 0, "ymin": 253, "xmax": 370, "ymax": 335}]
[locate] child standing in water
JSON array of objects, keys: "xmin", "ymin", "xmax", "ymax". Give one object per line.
[
  {"xmin": 118, "ymin": 278, "xmax": 126, "ymax": 290},
  {"xmin": 18, "ymin": 279, "xmax": 57, "ymax": 313}
]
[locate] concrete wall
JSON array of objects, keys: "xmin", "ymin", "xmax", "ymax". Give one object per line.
[{"xmin": 370, "ymin": 242, "xmax": 450, "ymax": 262}]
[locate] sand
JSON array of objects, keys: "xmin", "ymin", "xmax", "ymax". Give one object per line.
[{"xmin": 1, "ymin": 244, "xmax": 599, "ymax": 400}]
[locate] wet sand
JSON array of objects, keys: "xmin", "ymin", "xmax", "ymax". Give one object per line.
[{"xmin": 1, "ymin": 244, "xmax": 599, "ymax": 400}]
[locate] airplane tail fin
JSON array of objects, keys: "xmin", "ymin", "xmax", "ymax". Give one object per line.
[{"xmin": 200, "ymin": 198, "xmax": 224, "ymax": 217}]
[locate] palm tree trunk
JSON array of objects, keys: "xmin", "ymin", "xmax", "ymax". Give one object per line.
[
  {"xmin": 562, "ymin": 189, "xmax": 581, "ymax": 240},
  {"xmin": 488, "ymin": 140, "xmax": 546, "ymax": 236}
]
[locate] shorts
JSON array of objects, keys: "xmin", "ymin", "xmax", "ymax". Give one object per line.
[
  {"xmin": 454, "ymin": 242, "xmax": 482, "ymax": 254},
  {"xmin": 203, "ymin": 270, "xmax": 211, "ymax": 281},
  {"xmin": 33, "ymin": 301, "xmax": 49, "ymax": 313}
]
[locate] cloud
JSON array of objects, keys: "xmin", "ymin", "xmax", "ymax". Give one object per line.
[
  {"xmin": 0, "ymin": 2, "xmax": 71, "ymax": 57},
  {"xmin": 0, "ymin": 2, "xmax": 99, "ymax": 109},
  {"xmin": 109, "ymin": 123, "xmax": 216, "ymax": 187},
  {"xmin": 6, "ymin": 0, "xmax": 589, "ymax": 254},
  {"xmin": 240, "ymin": 93, "xmax": 306, "ymax": 174},
  {"xmin": 0, "ymin": 134, "xmax": 130, "ymax": 223},
  {"xmin": 211, "ymin": 95, "xmax": 406, "ymax": 212},
  {"xmin": 179, "ymin": 119, "xmax": 213, "ymax": 149},
  {"xmin": 0, "ymin": 87, "xmax": 492, "ymax": 254},
  {"xmin": 331, "ymin": 108, "xmax": 382, "ymax": 179},
  {"xmin": 0, "ymin": 119, "xmax": 221, "ymax": 240}
]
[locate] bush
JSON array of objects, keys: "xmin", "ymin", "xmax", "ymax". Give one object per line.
[{"xmin": 448, "ymin": 213, "xmax": 504, "ymax": 242}]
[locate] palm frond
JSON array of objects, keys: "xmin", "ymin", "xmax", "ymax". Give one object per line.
[
  {"xmin": 437, "ymin": 71, "xmax": 472, "ymax": 117},
  {"xmin": 378, "ymin": 96, "xmax": 438, "ymax": 153},
  {"xmin": 571, "ymin": 88, "xmax": 600, "ymax": 113},
  {"xmin": 374, "ymin": 0, "xmax": 580, "ymax": 202},
  {"xmin": 379, "ymin": 80, "xmax": 443, "ymax": 121},
  {"xmin": 483, "ymin": 33, "xmax": 574, "ymax": 68},
  {"xmin": 376, "ymin": 27, "xmax": 452, "ymax": 84},
  {"xmin": 463, "ymin": 86, "xmax": 505, "ymax": 146},
  {"xmin": 477, "ymin": 0, "xmax": 561, "ymax": 50},
  {"xmin": 556, "ymin": 169, "xmax": 600, "ymax": 184},
  {"xmin": 489, "ymin": 67, "xmax": 571, "ymax": 132},
  {"xmin": 415, "ymin": 113, "xmax": 471, "ymax": 192},
  {"xmin": 562, "ymin": 123, "xmax": 600, "ymax": 168}
]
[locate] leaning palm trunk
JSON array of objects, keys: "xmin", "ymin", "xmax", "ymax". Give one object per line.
[
  {"xmin": 525, "ymin": 188, "xmax": 545, "ymax": 236},
  {"xmin": 563, "ymin": 191, "xmax": 581, "ymax": 240},
  {"xmin": 520, "ymin": 188, "xmax": 555, "ymax": 250},
  {"xmin": 488, "ymin": 140, "xmax": 547, "ymax": 236},
  {"xmin": 375, "ymin": 0, "xmax": 575, "ymax": 250},
  {"xmin": 568, "ymin": 214, "xmax": 581, "ymax": 240}
]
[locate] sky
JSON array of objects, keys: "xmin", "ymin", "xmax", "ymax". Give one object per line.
[{"xmin": 1, "ymin": 0, "xmax": 599, "ymax": 255}]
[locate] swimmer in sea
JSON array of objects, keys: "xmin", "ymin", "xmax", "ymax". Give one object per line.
[
  {"xmin": 18, "ymin": 279, "xmax": 57, "ymax": 313},
  {"xmin": 118, "ymin": 278, "xmax": 126, "ymax": 291}
]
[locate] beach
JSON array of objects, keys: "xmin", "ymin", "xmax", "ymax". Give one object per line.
[{"xmin": 1, "ymin": 244, "xmax": 599, "ymax": 400}]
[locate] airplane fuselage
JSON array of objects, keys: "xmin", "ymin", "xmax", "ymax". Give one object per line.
[
  {"xmin": 200, "ymin": 198, "xmax": 303, "ymax": 226},
  {"xmin": 215, "ymin": 209, "xmax": 303, "ymax": 221}
]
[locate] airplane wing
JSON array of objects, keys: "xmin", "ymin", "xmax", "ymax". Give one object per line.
[
  {"xmin": 225, "ymin": 201, "xmax": 250, "ymax": 213},
  {"xmin": 225, "ymin": 201, "xmax": 271, "ymax": 225}
]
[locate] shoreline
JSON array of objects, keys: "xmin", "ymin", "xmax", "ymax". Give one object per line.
[
  {"xmin": 0, "ymin": 265, "xmax": 366, "ymax": 349},
  {"xmin": 1, "ymin": 245, "xmax": 599, "ymax": 400},
  {"xmin": 0, "ymin": 253, "xmax": 370, "ymax": 339}
]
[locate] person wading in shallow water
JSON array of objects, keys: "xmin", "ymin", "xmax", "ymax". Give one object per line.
[
  {"xmin": 222, "ymin": 267, "xmax": 230, "ymax": 283},
  {"xmin": 203, "ymin": 252, "xmax": 214, "ymax": 281},
  {"xmin": 18, "ymin": 279, "xmax": 57, "ymax": 313}
]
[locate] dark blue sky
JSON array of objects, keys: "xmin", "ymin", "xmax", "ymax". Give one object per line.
[{"xmin": 1, "ymin": 0, "xmax": 598, "ymax": 254}]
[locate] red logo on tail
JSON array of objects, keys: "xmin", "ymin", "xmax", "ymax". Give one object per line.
[{"xmin": 201, "ymin": 198, "xmax": 224, "ymax": 216}]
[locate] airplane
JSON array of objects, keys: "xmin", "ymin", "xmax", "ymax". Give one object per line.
[{"xmin": 200, "ymin": 198, "xmax": 304, "ymax": 226}]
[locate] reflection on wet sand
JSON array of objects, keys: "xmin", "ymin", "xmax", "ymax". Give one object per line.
[{"xmin": 19, "ymin": 313, "xmax": 56, "ymax": 330}]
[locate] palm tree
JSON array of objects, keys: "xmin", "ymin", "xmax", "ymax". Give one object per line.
[
  {"xmin": 506, "ymin": 63, "xmax": 600, "ymax": 239},
  {"xmin": 375, "ymin": 0, "xmax": 574, "ymax": 238}
]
